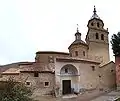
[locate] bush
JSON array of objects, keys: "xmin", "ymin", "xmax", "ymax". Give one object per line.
[{"xmin": 0, "ymin": 78, "xmax": 33, "ymax": 101}]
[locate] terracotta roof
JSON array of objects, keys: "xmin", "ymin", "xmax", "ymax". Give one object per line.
[
  {"xmin": 18, "ymin": 62, "xmax": 34, "ymax": 65},
  {"xmin": 2, "ymin": 68, "xmax": 20, "ymax": 74},
  {"xmin": 1, "ymin": 62, "xmax": 55, "ymax": 75},
  {"xmin": 0, "ymin": 61, "xmax": 34, "ymax": 72},
  {"xmin": 20, "ymin": 63, "xmax": 43, "ymax": 72},
  {"xmin": 20, "ymin": 63, "xmax": 54, "ymax": 73},
  {"xmin": 36, "ymin": 51, "xmax": 69, "ymax": 55},
  {"xmin": 100, "ymin": 61, "xmax": 115, "ymax": 68}
]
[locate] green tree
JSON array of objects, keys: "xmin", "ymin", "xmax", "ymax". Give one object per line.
[
  {"xmin": 0, "ymin": 78, "xmax": 33, "ymax": 101},
  {"xmin": 111, "ymin": 32, "xmax": 120, "ymax": 57}
]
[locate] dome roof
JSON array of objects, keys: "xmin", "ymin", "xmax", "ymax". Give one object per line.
[
  {"xmin": 68, "ymin": 25, "xmax": 88, "ymax": 49},
  {"xmin": 68, "ymin": 39, "xmax": 88, "ymax": 49}
]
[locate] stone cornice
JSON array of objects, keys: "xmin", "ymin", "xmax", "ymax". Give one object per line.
[{"xmin": 56, "ymin": 57, "xmax": 100, "ymax": 64}]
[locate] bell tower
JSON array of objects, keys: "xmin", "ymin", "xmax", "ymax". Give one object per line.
[{"xmin": 86, "ymin": 6, "xmax": 110, "ymax": 65}]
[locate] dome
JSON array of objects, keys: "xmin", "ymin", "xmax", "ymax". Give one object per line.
[
  {"xmin": 68, "ymin": 27, "xmax": 88, "ymax": 49},
  {"xmin": 68, "ymin": 39, "xmax": 88, "ymax": 49}
]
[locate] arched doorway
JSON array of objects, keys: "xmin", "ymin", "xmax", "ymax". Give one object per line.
[{"xmin": 60, "ymin": 64, "xmax": 79, "ymax": 95}]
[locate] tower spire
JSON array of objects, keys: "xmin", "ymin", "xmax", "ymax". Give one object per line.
[
  {"xmin": 77, "ymin": 24, "xmax": 79, "ymax": 32},
  {"xmin": 75, "ymin": 24, "xmax": 81, "ymax": 40},
  {"xmin": 91, "ymin": 5, "xmax": 100, "ymax": 19},
  {"xmin": 93, "ymin": 5, "xmax": 96, "ymax": 14}
]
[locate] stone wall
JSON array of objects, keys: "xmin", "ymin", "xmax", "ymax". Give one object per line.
[
  {"xmin": 99, "ymin": 61, "xmax": 116, "ymax": 91},
  {"xmin": 55, "ymin": 60, "xmax": 100, "ymax": 96},
  {"xmin": 20, "ymin": 72, "xmax": 55, "ymax": 96},
  {"xmin": 35, "ymin": 52, "xmax": 69, "ymax": 63},
  {"xmin": 115, "ymin": 57, "xmax": 120, "ymax": 89},
  {"xmin": 69, "ymin": 44, "xmax": 88, "ymax": 59}
]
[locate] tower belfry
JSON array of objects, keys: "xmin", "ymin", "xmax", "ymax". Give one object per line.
[{"xmin": 86, "ymin": 6, "xmax": 110, "ymax": 66}]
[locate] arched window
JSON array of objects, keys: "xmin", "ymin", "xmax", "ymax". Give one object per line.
[
  {"xmin": 91, "ymin": 22, "xmax": 94, "ymax": 26},
  {"xmin": 83, "ymin": 51, "xmax": 85, "ymax": 56},
  {"xmin": 97, "ymin": 22, "xmax": 100, "ymax": 27},
  {"xmin": 65, "ymin": 68, "xmax": 68, "ymax": 73},
  {"xmin": 96, "ymin": 33, "xmax": 99, "ymax": 39},
  {"xmin": 101, "ymin": 34, "xmax": 104, "ymax": 40},
  {"xmin": 75, "ymin": 51, "xmax": 78, "ymax": 56}
]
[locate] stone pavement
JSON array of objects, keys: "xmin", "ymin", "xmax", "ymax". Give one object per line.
[
  {"xmin": 90, "ymin": 90, "xmax": 120, "ymax": 101},
  {"xmin": 33, "ymin": 90, "xmax": 120, "ymax": 101}
]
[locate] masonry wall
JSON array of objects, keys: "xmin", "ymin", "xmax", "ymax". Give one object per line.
[
  {"xmin": 115, "ymin": 57, "xmax": 120, "ymax": 89},
  {"xmin": 69, "ymin": 44, "xmax": 88, "ymax": 59},
  {"xmin": 35, "ymin": 53, "xmax": 69, "ymax": 63},
  {"xmin": 99, "ymin": 62, "xmax": 116, "ymax": 91},
  {"xmin": 55, "ymin": 60, "xmax": 100, "ymax": 95},
  {"xmin": 20, "ymin": 72, "xmax": 55, "ymax": 96},
  {"xmin": 88, "ymin": 41, "xmax": 109, "ymax": 66}
]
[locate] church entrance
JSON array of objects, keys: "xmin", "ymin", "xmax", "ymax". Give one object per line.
[{"xmin": 62, "ymin": 80, "xmax": 71, "ymax": 94}]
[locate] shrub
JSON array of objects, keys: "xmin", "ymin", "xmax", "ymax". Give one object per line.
[{"xmin": 0, "ymin": 78, "xmax": 33, "ymax": 101}]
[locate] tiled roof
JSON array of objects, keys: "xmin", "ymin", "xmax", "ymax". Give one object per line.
[
  {"xmin": 36, "ymin": 51, "xmax": 69, "ymax": 55},
  {"xmin": 0, "ymin": 61, "xmax": 34, "ymax": 72},
  {"xmin": 1, "ymin": 62, "xmax": 54, "ymax": 75},
  {"xmin": 20, "ymin": 63, "xmax": 54, "ymax": 73},
  {"xmin": 68, "ymin": 39, "xmax": 88, "ymax": 49},
  {"xmin": 20, "ymin": 63, "xmax": 44, "ymax": 72},
  {"xmin": 2, "ymin": 68, "xmax": 20, "ymax": 74}
]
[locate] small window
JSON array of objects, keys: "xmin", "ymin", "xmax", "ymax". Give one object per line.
[
  {"xmin": 75, "ymin": 51, "xmax": 78, "ymax": 56},
  {"xmin": 111, "ymin": 70, "xmax": 114, "ymax": 72},
  {"xmin": 97, "ymin": 22, "xmax": 100, "ymax": 27},
  {"xmin": 44, "ymin": 82, "xmax": 49, "ymax": 87},
  {"xmin": 101, "ymin": 34, "xmax": 104, "ymax": 40},
  {"xmin": 34, "ymin": 72, "xmax": 39, "ymax": 77},
  {"xmin": 99, "ymin": 75, "xmax": 101, "ymax": 78},
  {"xmin": 48, "ymin": 56, "xmax": 54, "ymax": 63},
  {"xmin": 65, "ymin": 68, "xmax": 68, "ymax": 73},
  {"xmin": 99, "ymin": 88, "xmax": 103, "ymax": 91},
  {"xmin": 91, "ymin": 66, "xmax": 95, "ymax": 71},
  {"xmin": 96, "ymin": 33, "xmax": 99, "ymax": 39},
  {"xmin": 91, "ymin": 22, "xmax": 94, "ymax": 26},
  {"xmin": 26, "ymin": 82, "xmax": 30, "ymax": 85},
  {"xmin": 83, "ymin": 51, "xmax": 85, "ymax": 56}
]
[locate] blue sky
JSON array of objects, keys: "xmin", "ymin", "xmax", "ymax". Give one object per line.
[{"xmin": 0, "ymin": 0, "xmax": 119, "ymax": 65}]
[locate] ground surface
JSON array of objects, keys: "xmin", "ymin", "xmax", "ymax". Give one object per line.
[
  {"xmin": 33, "ymin": 90, "xmax": 107, "ymax": 101},
  {"xmin": 90, "ymin": 90, "xmax": 120, "ymax": 101},
  {"xmin": 33, "ymin": 90, "xmax": 120, "ymax": 101}
]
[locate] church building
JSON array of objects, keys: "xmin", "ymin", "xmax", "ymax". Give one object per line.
[{"xmin": 0, "ymin": 6, "xmax": 116, "ymax": 97}]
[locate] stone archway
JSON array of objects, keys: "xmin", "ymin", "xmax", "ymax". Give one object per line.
[
  {"xmin": 60, "ymin": 64, "xmax": 79, "ymax": 94},
  {"xmin": 60, "ymin": 64, "xmax": 78, "ymax": 75}
]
